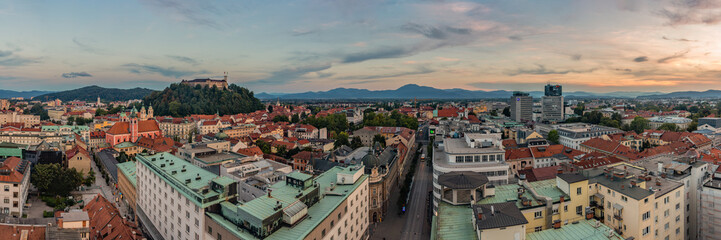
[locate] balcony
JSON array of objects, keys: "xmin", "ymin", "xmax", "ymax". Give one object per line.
[
  {"xmin": 590, "ymin": 201, "xmax": 603, "ymax": 209},
  {"xmin": 613, "ymin": 214, "xmax": 623, "ymax": 221}
]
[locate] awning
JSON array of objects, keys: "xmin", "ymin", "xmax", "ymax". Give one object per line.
[
  {"xmin": 613, "ymin": 203, "xmax": 624, "ymax": 210},
  {"xmin": 593, "ymin": 193, "xmax": 604, "ymax": 199}
]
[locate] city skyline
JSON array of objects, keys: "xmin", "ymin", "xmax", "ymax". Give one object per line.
[{"xmin": 2, "ymin": 0, "xmax": 721, "ymax": 93}]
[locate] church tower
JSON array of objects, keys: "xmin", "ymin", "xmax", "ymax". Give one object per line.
[
  {"xmin": 148, "ymin": 106, "xmax": 154, "ymax": 119},
  {"xmin": 140, "ymin": 106, "xmax": 147, "ymax": 120}
]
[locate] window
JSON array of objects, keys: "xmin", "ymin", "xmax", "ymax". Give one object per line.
[
  {"xmin": 642, "ymin": 211, "xmax": 650, "ymax": 220},
  {"xmin": 664, "ymin": 209, "xmax": 669, "ymax": 217},
  {"xmin": 534, "ymin": 226, "xmax": 542, "ymax": 232},
  {"xmin": 207, "ymin": 226, "xmax": 212, "ymax": 234},
  {"xmin": 676, "ymin": 228, "xmax": 680, "ymax": 234},
  {"xmin": 576, "ymin": 206, "xmax": 582, "ymax": 215},
  {"xmin": 676, "ymin": 215, "xmax": 680, "ymax": 222},
  {"xmin": 621, "ymin": 196, "xmax": 628, "ymax": 202},
  {"xmin": 534, "ymin": 211, "xmax": 542, "ymax": 219},
  {"xmin": 564, "ymin": 206, "xmax": 568, "ymax": 212},
  {"xmin": 676, "ymin": 203, "xmax": 680, "ymax": 210},
  {"xmin": 552, "ymin": 208, "xmax": 559, "ymax": 215},
  {"xmin": 665, "ymin": 223, "xmax": 669, "ymax": 230},
  {"xmin": 217, "ymin": 233, "xmax": 222, "ymax": 240},
  {"xmin": 643, "ymin": 226, "xmax": 650, "ymax": 236},
  {"xmin": 577, "ymin": 187, "xmax": 582, "ymax": 195},
  {"xmin": 3, "ymin": 186, "xmax": 7, "ymax": 191}
]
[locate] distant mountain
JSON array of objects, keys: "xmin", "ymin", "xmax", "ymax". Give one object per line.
[
  {"xmin": 0, "ymin": 90, "xmax": 55, "ymax": 99},
  {"xmin": 143, "ymin": 83, "xmax": 264, "ymax": 117},
  {"xmin": 255, "ymin": 84, "xmax": 665, "ymax": 100},
  {"xmin": 640, "ymin": 90, "xmax": 721, "ymax": 99},
  {"xmin": 34, "ymin": 85, "xmax": 155, "ymax": 102}
]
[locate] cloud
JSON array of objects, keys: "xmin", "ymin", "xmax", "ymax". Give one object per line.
[
  {"xmin": 401, "ymin": 23, "xmax": 470, "ymax": 40},
  {"xmin": 336, "ymin": 66, "xmax": 434, "ymax": 81},
  {"xmin": 73, "ymin": 38, "xmax": 103, "ymax": 54},
  {"xmin": 252, "ymin": 63, "xmax": 333, "ymax": 84},
  {"xmin": 570, "ymin": 54, "xmax": 582, "ymax": 61},
  {"xmin": 662, "ymin": 36, "xmax": 696, "ymax": 42},
  {"xmin": 616, "ymin": 0, "xmax": 641, "ymax": 12},
  {"xmin": 633, "ymin": 56, "xmax": 649, "ymax": 62},
  {"xmin": 657, "ymin": 49, "xmax": 689, "ymax": 63},
  {"xmin": 61, "ymin": 72, "xmax": 93, "ymax": 78},
  {"xmin": 657, "ymin": 0, "xmax": 721, "ymax": 25},
  {"xmin": 505, "ymin": 64, "xmax": 596, "ymax": 76},
  {"xmin": 0, "ymin": 50, "xmax": 11, "ymax": 57},
  {"xmin": 140, "ymin": 0, "xmax": 223, "ymax": 29},
  {"xmin": 122, "ymin": 63, "xmax": 209, "ymax": 78},
  {"xmin": 166, "ymin": 55, "xmax": 199, "ymax": 65},
  {"xmin": 0, "ymin": 57, "xmax": 39, "ymax": 66},
  {"xmin": 292, "ymin": 29, "xmax": 316, "ymax": 36},
  {"xmin": 340, "ymin": 46, "xmax": 417, "ymax": 63}
]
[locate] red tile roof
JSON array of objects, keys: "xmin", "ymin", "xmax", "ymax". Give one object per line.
[
  {"xmin": 573, "ymin": 156, "xmax": 622, "ymax": 169},
  {"xmin": 0, "ymin": 157, "xmax": 27, "ymax": 183},
  {"xmin": 0, "ymin": 224, "xmax": 46, "ymax": 240},
  {"xmin": 518, "ymin": 166, "xmax": 559, "ymax": 182},
  {"xmin": 83, "ymin": 194, "xmax": 143, "ymax": 240},
  {"xmin": 505, "ymin": 148, "xmax": 532, "ymax": 160},
  {"xmin": 237, "ymin": 146, "xmax": 264, "ymax": 156},
  {"xmin": 66, "ymin": 145, "xmax": 90, "ymax": 160},
  {"xmin": 502, "ymin": 139, "xmax": 518, "ymax": 149}
]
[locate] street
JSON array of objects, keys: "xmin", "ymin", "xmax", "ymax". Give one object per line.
[{"xmin": 399, "ymin": 155, "xmax": 432, "ymax": 240}]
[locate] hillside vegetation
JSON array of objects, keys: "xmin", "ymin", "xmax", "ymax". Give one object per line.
[
  {"xmin": 34, "ymin": 85, "xmax": 154, "ymax": 102},
  {"xmin": 143, "ymin": 83, "xmax": 264, "ymax": 117}
]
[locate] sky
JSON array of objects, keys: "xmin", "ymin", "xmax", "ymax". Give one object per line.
[{"xmin": 1, "ymin": 0, "xmax": 721, "ymax": 93}]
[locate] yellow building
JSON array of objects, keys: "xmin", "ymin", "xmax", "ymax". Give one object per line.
[
  {"xmin": 113, "ymin": 142, "xmax": 141, "ymax": 157},
  {"xmin": 93, "ymin": 120, "xmax": 114, "ymax": 130},
  {"xmin": 588, "ymin": 164, "xmax": 685, "ymax": 240}
]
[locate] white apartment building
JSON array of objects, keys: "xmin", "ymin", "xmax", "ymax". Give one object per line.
[
  {"xmin": 0, "ymin": 157, "xmax": 30, "ymax": 218},
  {"xmin": 135, "ymin": 152, "xmax": 237, "ymax": 240},
  {"xmin": 431, "ymin": 132, "xmax": 510, "ymax": 214}
]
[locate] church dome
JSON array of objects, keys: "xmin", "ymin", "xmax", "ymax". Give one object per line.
[{"xmin": 361, "ymin": 153, "xmax": 381, "ymax": 168}]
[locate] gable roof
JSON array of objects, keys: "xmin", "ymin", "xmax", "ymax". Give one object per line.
[{"xmin": 472, "ymin": 202, "xmax": 529, "ymax": 230}]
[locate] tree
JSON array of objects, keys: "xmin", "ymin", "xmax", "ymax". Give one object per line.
[
  {"xmin": 502, "ymin": 107, "xmax": 510, "ymax": 117},
  {"xmin": 84, "ymin": 169, "xmax": 96, "ymax": 186},
  {"xmin": 490, "ymin": 110, "xmax": 498, "ymax": 116},
  {"xmin": 255, "ymin": 140, "xmax": 271, "ymax": 154},
  {"xmin": 547, "ymin": 130, "xmax": 559, "ymax": 144},
  {"xmin": 573, "ymin": 103, "xmax": 585, "ymax": 116},
  {"xmin": 351, "ymin": 136, "xmax": 363, "ymax": 149},
  {"xmin": 372, "ymin": 134, "xmax": 386, "ymax": 148},
  {"xmin": 95, "ymin": 108, "xmax": 107, "ymax": 116},
  {"xmin": 272, "ymin": 115, "xmax": 290, "ymax": 123},
  {"xmin": 29, "ymin": 104, "xmax": 49, "ymax": 120},
  {"xmin": 291, "ymin": 114, "xmax": 300, "ymax": 123},
  {"xmin": 657, "ymin": 123, "xmax": 679, "ymax": 132},
  {"xmin": 687, "ymin": 121, "xmax": 698, "ymax": 132},
  {"xmin": 31, "ymin": 164, "xmax": 84, "ymax": 197},
  {"xmin": 267, "ymin": 105, "xmax": 274, "ymax": 113},
  {"xmin": 629, "ymin": 116, "xmax": 650, "ymax": 134},
  {"xmin": 333, "ymin": 132, "xmax": 350, "ymax": 149}
]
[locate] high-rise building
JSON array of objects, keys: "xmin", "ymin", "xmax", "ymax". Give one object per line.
[
  {"xmin": 542, "ymin": 84, "xmax": 564, "ymax": 123},
  {"xmin": 509, "ymin": 91, "xmax": 532, "ymax": 122}
]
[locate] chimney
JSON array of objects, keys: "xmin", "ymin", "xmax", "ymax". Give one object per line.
[
  {"xmin": 268, "ymin": 189, "xmax": 272, "ymax": 198},
  {"xmin": 630, "ymin": 180, "xmax": 636, "ymax": 187},
  {"xmin": 491, "ymin": 206, "xmax": 495, "ymax": 216},
  {"xmin": 621, "ymin": 184, "xmax": 625, "ymax": 189},
  {"xmin": 477, "ymin": 213, "xmax": 483, "ymax": 220},
  {"xmin": 557, "ymin": 168, "xmax": 563, "ymax": 174},
  {"xmin": 108, "ymin": 224, "xmax": 112, "ymax": 233},
  {"xmin": 58, "ymin": 218, "xmax": 63, "ymax": 228}
]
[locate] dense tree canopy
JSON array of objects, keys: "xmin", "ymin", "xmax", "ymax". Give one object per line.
[
  {"xmin": 547, "ymin": 130, "xmax": 559, "ymax": 144},
  {"xmin": 31, "ymin": 164, "xmax": 84, "ymax": 197},
  {"xmin": 143, "ymin": 83, "xmax": 264, "ymax": 117},
  {"xmin": 657, "ymin": 123, "xmax": 679, "ymax": 132},
  {"xmin": 302, "ymin": 114, "xmax": 349, "ymax": 133},
  {"xmin": 364, "ymin": 111, "xmax": 418, "ymax": 130}
]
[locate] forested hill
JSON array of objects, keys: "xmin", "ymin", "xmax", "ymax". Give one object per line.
[
  {"xmin": 34, "ymin": 85, "xmax": 154, "ymax": 102},
  {"xmin": 143, "ymin": 83, "xmax": 264, "ymax": 117}
]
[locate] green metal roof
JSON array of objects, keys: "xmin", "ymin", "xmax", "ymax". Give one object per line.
[
  {"xmin": 432, "ymin": 202, "xmax": 478, "ymax": 240},
  {"xmin": 477, "ymin": 179, "xmax": 569, "ymax": 210},
  {"xmin": 41, "ymin": 125, "xmax": 89, "ymax": 132},
  {"xmin": 0, "ymin": 147, "xmax": 22, "ymax": 158},
  {"xmin": 214, "ymin": 166, "xmax": 368, "ymax": 240},
  {"xmin": 526, "ymin": 219, "xmax": 624, "ymax": 240},
  {"xmin": 286, "ymin": 171, "xmax": 313, "ymax": 182},
  {"xmin": 116, "ymin": 161, "xmax": 137, "ymax": 187},
  {"xmin": 137, "ymin": 152, "xmax": 234, "ymax": 208},
  {"xmin": 114, "ymin": 142, "xmax": 137, "ymax": 149}
]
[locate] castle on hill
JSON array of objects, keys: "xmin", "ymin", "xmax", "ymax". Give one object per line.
[{"xmin": 180, "ymin": 74, "xmax": 228, "ymax": 89}]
